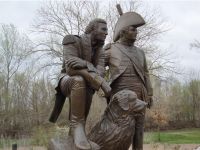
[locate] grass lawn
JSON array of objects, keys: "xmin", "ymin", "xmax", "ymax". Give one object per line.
[
  {"xmin": 144, "ymin": 128, "xmax": 200, "ymax": 144},
  {"xmin": 0, "ymin": 138, "xmax": 31, "ymax": 149}
]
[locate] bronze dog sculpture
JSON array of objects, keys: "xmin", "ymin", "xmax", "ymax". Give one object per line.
[{"xmin": 89, "ymin": 90, "xmax": 147, "ymax": 150}]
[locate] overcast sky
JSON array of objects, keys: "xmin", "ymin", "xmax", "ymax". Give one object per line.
[
  {"xmin": 148, "ymin": 0, "xmax": 200, "ymax": 78},
  {"xmin": 0, "ymin": 0, "xmax": 200, "ymax": 80}
]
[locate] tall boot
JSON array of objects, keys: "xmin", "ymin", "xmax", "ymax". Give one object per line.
[{"xmin": 70, "ymin": 86, "xmax": 91, "ymax": 150}]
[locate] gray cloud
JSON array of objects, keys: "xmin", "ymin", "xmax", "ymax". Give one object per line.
[{"xmin": 147, "ymin": 0, "xmax": 200, "ymax": 73}]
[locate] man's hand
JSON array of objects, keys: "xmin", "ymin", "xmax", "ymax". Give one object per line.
[
  {"xmin": 66, "ymin": 58, "xmax": 87, "ymax": 69},
  {"xmin": 147, "ymin": 96, "xmax": 153, "ymax": 109}
]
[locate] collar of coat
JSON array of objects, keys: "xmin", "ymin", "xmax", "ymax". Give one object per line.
[{"xmin": 80, "ymin": 34, "xmax": 103, "ymax": 65}]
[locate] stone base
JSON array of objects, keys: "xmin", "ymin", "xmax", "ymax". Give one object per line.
[{"xmin": 48, "ymin": 135, "xmax": 100, "ymax": 150}]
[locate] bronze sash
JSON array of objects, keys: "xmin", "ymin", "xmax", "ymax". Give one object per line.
[{"xmin": 114, "ymin": 45, "xmax": 145, "ymax": 85}]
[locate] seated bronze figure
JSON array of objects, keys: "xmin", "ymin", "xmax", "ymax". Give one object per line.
[{"xmin": 49, "ymin": 18, "xmax": 111, "ymax": 150}]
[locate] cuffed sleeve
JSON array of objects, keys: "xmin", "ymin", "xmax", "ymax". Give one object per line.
[{"xmin": 143, "ymin": 52, "xmax": 153, "ymax": 96}]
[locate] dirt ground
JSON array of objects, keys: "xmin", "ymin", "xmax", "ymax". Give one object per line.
[{"xmin": 1, "ymin": 144, "xmax": 200, "ymax": 150}]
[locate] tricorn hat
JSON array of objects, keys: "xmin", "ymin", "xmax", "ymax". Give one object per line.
[{"xmin": 113, "ymin": 12, "xmax": 145, "ymax": 42}]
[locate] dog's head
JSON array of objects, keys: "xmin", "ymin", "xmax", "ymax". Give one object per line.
[{"xmin": 111, "ymin": 90, "xmax": 147, "ymax": 113}]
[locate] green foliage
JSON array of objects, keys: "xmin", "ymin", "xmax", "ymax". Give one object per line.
[
  {"xmin": 144, "ymin": 128, "xmax": 200, "ymax": 144},
  {"xmin": 31, "ymin": 126, "xmax": 54, "ymax": 146},
  {"xmin": 0, "ymin": 137, "xmax": 31, "ymax": 149},
  {"xmin": 30, "ymin": 126, "xmax": 69, "ymax": 146},
  {"xmin": 0, "ymin": 71, "xmax": 56, "ymax": 136},
  {"xmin": 147, "ymin": 75, "xmax": 200, "ymax": 130}
]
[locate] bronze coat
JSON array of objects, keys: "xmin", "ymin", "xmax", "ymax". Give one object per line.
[
  {"xmin": 60, "ymin": 34, "xmax": 105, "ymax": 77},
  {"xmin": 105, "ymin": 43, "xmax": 153, "ymax": 99},
  {"xmin": 49, "ymin": 34, "xmax": 105, "ymax": 123}
]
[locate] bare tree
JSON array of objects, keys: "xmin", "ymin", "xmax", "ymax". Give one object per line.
[
  {"xmin": 30, "ymin": 1, "xmax": 101, "ymax": 79},
  {"xmin": 32, "ymin": 0, "xmax": 175, "ymax": 80},
  {"xmin": 111, "ymin": 1, "xmax": 175, "ymax": 79},
  {"xmin": 103, "ymin": 1, "xmax": 168, "ymax": 46},
  {"xmin": 188, "ymin": 77, "xmax": 200, "ymax": 122},
  {"xmin": 0, "ymin": 24, "xmax": 32, "ymax": 111},
  {"xmin": 32, "ymin": 1, "xmax": 99, "ymax": 37},
  {"xmin": 190, "ymin": 39, "xmax": 200, "ymax": 49}
]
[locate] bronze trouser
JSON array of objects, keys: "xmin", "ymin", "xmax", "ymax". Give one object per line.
[
  {"xmin": 67, "ymin": 69, "xmax": 102, "ymax": 90},
  {"xmin": 60, "ymin": 75, "xmax": 93, "ymax": 149},
  {"xmin": 60, "ymin": 75, "xmax": 93, "ymax": 123},
  {"xmin": 68, "ymin": 69, "xmax": 111, "ymax": 97},
  {"xmin": 132, "ymin": 114, "xmax": 145, "ymax": 150}
]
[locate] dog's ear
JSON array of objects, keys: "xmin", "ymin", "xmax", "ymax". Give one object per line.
[
  {"xmin": 118, "ymin": 96, "xmax": 129, "ymax": 111},
  {"xmin": 111, "ymin": 92, "xmax": 129, "ymax": 111},
  {"xmin": 110, "ymin": 95, "xmax": 129, "ymax": 111}
]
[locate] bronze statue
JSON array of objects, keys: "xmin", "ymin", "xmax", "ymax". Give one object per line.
[
  {"xmin": 105, "ymin": 7, "xmax": 153, "ymax": 150},
  {"xmin": 89, "ymin": 5, "xmax": 153, "ymax": 150},
  {"xmin": 88, "ymin": 90, "xmax": 147, "ymax": 150},
  {"xmin": 49, "ymin": 18, "xmax": 111, "ymax": 150}
]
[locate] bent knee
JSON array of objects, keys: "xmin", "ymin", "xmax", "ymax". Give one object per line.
[{"xmin": 71, "ymin": 75, "xmax": 86, "ymax": 87}]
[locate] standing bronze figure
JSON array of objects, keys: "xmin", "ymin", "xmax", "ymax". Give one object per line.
[
  {"xmin": 89, "ymin": 6, "xmax": 153, "ymax": 150},
  {"xmin": 49, "ymin": 18, "xmax": 111, "ymax": 150},
  {"xmin": 105, "ymin": 8, "xmax": 153, "ymax": 150}
]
